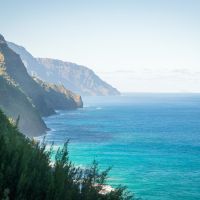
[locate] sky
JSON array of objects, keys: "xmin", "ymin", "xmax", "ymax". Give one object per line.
[{"xmin": 1, "ymin": 0, "xmax": 200, "ymax": 92}]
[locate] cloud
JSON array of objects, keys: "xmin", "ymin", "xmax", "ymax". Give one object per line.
[{"xmin": 98, "ymin": 67, "xmax": 200, "ymax": 92}]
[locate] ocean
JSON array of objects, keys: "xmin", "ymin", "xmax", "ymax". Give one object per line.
[{"xmin": 37, "ymin": 94, "xmax": 200, "ymax": 200}]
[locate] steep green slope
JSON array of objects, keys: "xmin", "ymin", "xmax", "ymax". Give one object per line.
[
  {"xmin": 0, "ymin": 76, "xmax": 47, "ymax": 137},
  {"xmin": 0, "ymin": 110, "xmax": 133, "ymax": 200},
  {"xmin": 0, "ymin": 45, "xmax": 47, "ymax": 137},
  {"xmin": 1, "ymin": 35, "xmax": 83, "ymax": 117},
  {"xmin": 8, "ymin": 42, "xmax": 120, "ymax": 96},
  {"xmin": 33, "ymin": 77, "xmax": 83, "ymax": 109},
  {"xmin": 0, "ymin": 34, "xmax": 54, "ymax": 116},
  {"xmin": 0, "ymin": 33, "xmax": 83, "ymax": 136}
]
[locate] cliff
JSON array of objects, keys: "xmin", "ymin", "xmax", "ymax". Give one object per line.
[
  {"xmin": 1, "ymin": 36, "xmax": 54, "ymax": 116},
  {"xmin": 33, "ymin": 76, "xmax": 83, "ymax": 109},
  {"xmin": 8, "ymin": 42, "xmax": 120, "ymax": 96},
  {"xmin": 0, "ymin": 51, "xmax": 47, "ymax": 136},
  {"xmin": 0, "ymin": 34, "xmax": 82, "ymax": 137}
]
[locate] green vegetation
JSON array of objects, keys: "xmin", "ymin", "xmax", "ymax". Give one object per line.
[
  {"xmin": 0, "ymin": 76, "xmax": 47, "ymax": 137},
  {"xmin": 0, "ymin": 110, "xmax": 134, "ymax": 200},
  {"xmin": 0, "ymin": 33, "xmax": 83, "ymax": 137},
  {"xmin": 33, "ymin": 76, "xmax": 83, "ymax": 110}
]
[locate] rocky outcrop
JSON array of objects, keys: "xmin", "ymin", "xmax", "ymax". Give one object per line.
[{"xmin": 8, "ymin": 42, "xmax": 120, "ymax": 96}]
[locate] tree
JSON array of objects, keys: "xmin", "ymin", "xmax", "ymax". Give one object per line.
[{"xmin": 0, "ymin": 110, "xmax": 135, "ymax": 200}]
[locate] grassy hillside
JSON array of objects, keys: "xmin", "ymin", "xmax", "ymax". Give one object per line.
[
  {"xmin": 0, "ymin": 35, "xmax": 55, "ymax": 116},
  {"xmin": 0, "ymin": 33, "xmax": 83, "ymax": 137},
  {"xmin": 1, "ymin": 34, "xmax": 83, "ymax": 117},
  {"xmin": 33, "ymin": 76, "xmax": 83, "ymax": 110},
  {"xmin": 0, "ymin": 51, "xmax": 47, "ymax": 136},
  {"xmin": 0, "ymin": 75, "xmax": 47, "ymax": 137},
  {"xmin": 0, "ymin": 110, "xmax": 133, "ymax": 200}
]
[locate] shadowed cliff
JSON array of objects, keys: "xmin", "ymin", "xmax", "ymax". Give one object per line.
[{"xmin": 0, "ymin": 34, "xmax": 83, "ymax": 137}]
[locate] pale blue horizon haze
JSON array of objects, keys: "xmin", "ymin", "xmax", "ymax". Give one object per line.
[{"xmin": 1, "ymin": 0, "xmax": 200, "ymax": 92}]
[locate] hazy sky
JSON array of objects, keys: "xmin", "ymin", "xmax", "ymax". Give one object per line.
[{"xmin": 1, "ymin": 0, "xmax": 200, "ymax": 92}]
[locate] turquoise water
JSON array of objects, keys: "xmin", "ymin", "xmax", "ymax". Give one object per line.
[{"xmin": 39, "ymin": 94, "xmax": 200, "ymax": 200}]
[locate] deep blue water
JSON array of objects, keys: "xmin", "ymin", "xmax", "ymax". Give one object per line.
[{"xmin": 38, "ymin": 94, "xmax": 200, "ymax": 200}]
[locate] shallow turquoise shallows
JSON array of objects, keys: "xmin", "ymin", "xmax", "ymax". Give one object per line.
[{"xmin": 38, "ymin": 94, "xmax": 200, "ymax": 200}]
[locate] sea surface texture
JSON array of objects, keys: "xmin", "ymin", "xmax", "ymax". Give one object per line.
[{"xmin": 38, "ymin": 94, "xmax": 200, "ymax": 200}]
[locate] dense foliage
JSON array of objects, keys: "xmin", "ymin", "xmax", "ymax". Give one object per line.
[{"xmin": 0, "ymin": 110, "xmax": 134, "ymax": 200}]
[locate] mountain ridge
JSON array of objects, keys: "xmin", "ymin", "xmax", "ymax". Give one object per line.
[
  {"xmin": 0, "ymin": 34, "xmax": 83, "ymax": 137},
  {"xmin": 7, "ymin": 42, "xmax": 120, "ymax": 96}
]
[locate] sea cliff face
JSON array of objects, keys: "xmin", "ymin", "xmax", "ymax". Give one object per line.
[
  {"xmin": 1, "ymin": 36, "xmax": 54, "ymax": 116},
  {"xmin": 0, "ymin": 76, "xmax": 48, "ymax": 137},
  {"xmin": 33, "ymin": 77, "xmax": 83, "ymax": 110},
  {"xmin": 0, "ymin": 47, "xmax": 47, "ymax": 136},
  {"xmin": 8, "ymin": 42, "xmax": 120, "ymax": 96},
  {"xmin": 0, "ymin": 34, "xmax": 83, "ymax": 137},
  {"xmin": 37, "ymin": 58, "xmax": 120, "ymax": 96}
]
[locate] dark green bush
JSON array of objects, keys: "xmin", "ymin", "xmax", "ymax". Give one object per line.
[{"xmin": 0, "ymin": 110, "xmax": 134, "ymax": 200}]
